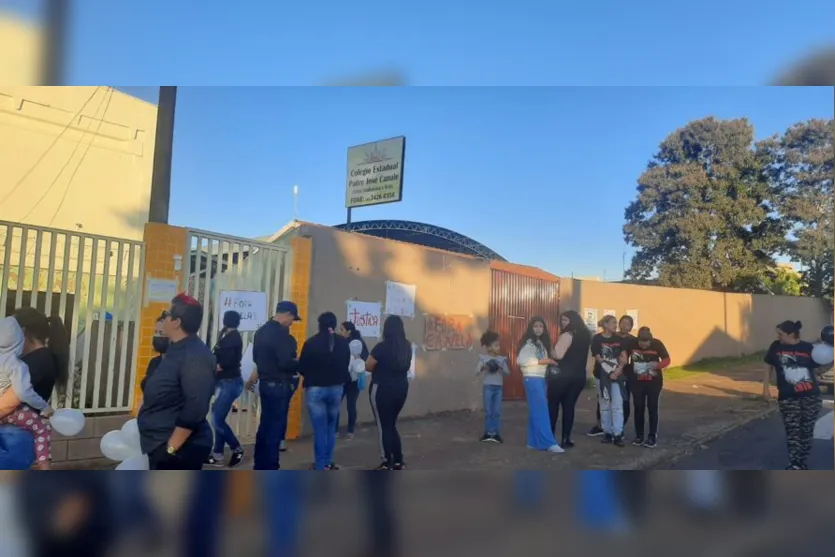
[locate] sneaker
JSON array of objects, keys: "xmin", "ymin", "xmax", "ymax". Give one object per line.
[
  {"xmin": 373, "ymin": 462, "xmax": 391, "ymax": 470},
  {"xmin": 392, "ymin": 462, "xmax": 406, "ymax": 470},
  {"xmin": 547, "ymin": 444, "xmax": 565, "ymax": 454},
  {"xmin": 601, "ymin": 434, "xmax": 614, "ymax": 444},
  {"xmin": 480, "ymin": 434, "xmax": 492, "ymax": 443},
  {"xmin": 632, "ymin": 437, "xmax": 645, "ymax": 447},
  {"xmin": 205, "ymin": 454, "xmax": 225, "ymax": 467},
  {"xmin": 228, "ymin": 449, "xmax": 245, "ymax": 468},
  {"xmin": 587, "ymin": 425, "xmax": 605, "ymax": 437},
  {"xmin": 279, "ymin": 440, "xmax": 288, "ymax": 452},
  {"xmin": 613, "ymin": 435, "xmax": 625, "ymax": 447},
  {"xmin": 493, "ymin": 434, "xmax": 504, "ymax": 444},
  {"xmin": 643, "ymin": 435, "xmax": 657, "ymax": 449},
  {"xmin": 561, "ymin": 438, "xmax": 575, "ymax": 449},
  {"xmin": 326, "ymin": 463, "xmax": 341, "ymax": 470}
]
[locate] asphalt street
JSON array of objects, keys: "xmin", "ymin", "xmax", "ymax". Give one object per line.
[{"xmin": 664, "ymin": 395, "xmax": 834, "ymax": 470}]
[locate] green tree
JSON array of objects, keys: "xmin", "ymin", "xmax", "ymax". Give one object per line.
[
  {"xmin": 759, "ymin": 119, "xmax": 834, "ymax": 301},
  {"xmin": 763, "ymin": 265, "xmax": 802, "ymax": 296},
  {"xmin": 623, "ymin": 117, "xmax": 783, "ymax": 291}
]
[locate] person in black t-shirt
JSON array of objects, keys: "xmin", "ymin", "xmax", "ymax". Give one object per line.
[
  {"xmin": 590, "ymin": 315, "xmax": 629, "ymax": 447},
  {"xmin": 207, "ymin": 310, "xmax": 245, "ymax": 468},
  {"xmin": 547, "ymin": 310, "xmax": 592, "ymax": 448},
  {"xmin": 589, "ymin": 314, "xmax": 635, "ymax": 437},
  {"xmin": 366, "ymin": 315, "xmax": 412, "ymax": 470},
  {"xmin": 629, "ymin": 327, "xmax": 670, "ymax": 448},
  {"xmin": 763, "ymin": 320, "xmax": 824, "ymax": 470},
  {"xmin": 13, "ymin": 308, "xmax": 70, "ymax": 405}
]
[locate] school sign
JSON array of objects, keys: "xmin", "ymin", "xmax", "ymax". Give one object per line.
[{"xmin": 345, "ymin": 136, "xmax": 406, "ymax": 209}]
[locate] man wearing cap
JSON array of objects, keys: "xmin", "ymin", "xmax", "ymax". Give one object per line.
[{"xmin": 249, "ymin": 301, "xmax": 302, "ymax": 470}]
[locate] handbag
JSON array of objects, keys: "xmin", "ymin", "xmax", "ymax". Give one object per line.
[{"xmin": 546, "ymin": 363, "xmax": 561, "ymax": 378}]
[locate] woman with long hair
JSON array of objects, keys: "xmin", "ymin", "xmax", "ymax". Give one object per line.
[
  {"xmin": 12, "ymin": 307, "xmax": 70, "ymax": 404},
  {"xmin": 547, "ymin": 310, "xmax": 592, "ymax": 448},
  {"xmin": 367, "ymin": 315, "xmax": 412, "ymax": 470},
  {"xmin": 517, "ymin": 316, "xmax": 564, "ymax": 453},
  {"xmin": 337, "ymin": 321, "xmax": 369, "ymax": 439},
  {"xmin": 764, "ymin": 320, "xmax": 825, "ymax": 470},
  {"xmin": 298, "ymin": 312, "xmax": 351, "ymax": 470},
  {"xmin": 206, "ymin": 310, "xmax": 246, "ymax": 468}
]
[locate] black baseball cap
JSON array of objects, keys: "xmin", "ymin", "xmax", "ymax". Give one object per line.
[{"xmin": 275, "ymin": 300, "xmax": 302, "ymax": 321}]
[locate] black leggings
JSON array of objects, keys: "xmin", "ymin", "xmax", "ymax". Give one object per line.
[
  {"xmin": 547, "ymin": 375, "xmax": 586, "ymax": 441},
  {"xmin": 631, "ymin": 379, "xmax": 662, "ymax": 438},
  {"xmin": 596, "ymin": 379, "xmax": 631, "ymax": 426},
  {"xmin": 369, "ymin": 381, "xmax": 409, "ymax": 465}
]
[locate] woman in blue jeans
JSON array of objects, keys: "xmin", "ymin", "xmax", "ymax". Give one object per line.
[
  {"xmin": 207, "ymin": 310, "xmax": 245, "ymax": 468},
  {"xmin": 298, "ymin": 312, "xmax": 351, "ymax": 470},
  {"xmin": 336, "ymin": 321, "xmax": 369, "ymax": 439}
]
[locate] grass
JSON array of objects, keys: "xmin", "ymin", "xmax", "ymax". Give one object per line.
[{"xmin": 663, "ymin": 351, "xmax": 766, "ymax": 381}]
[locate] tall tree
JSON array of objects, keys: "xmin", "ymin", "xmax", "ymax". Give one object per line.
[
  {"xmin": 623, "ymin": 117, "xmax": 783, "ymax": 291},
  {"xmin": 759, "ymin": 119, "xmax": 834, "ymax": 300}
]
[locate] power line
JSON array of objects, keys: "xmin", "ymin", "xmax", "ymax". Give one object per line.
[
  {"xmin": 1, "ymin": 87, "xmax": 102, "ymax": 205},
  {"xmin": 17, "ymin": 87, "xmax": 112, "ymax": 224}
]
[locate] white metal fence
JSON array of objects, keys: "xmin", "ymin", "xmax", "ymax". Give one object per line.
[
  {"xmin": 185, "ymin": 228, "xmax": 293, "ymax": 439},
  {"xmin": 0, "ymin": 220, "xmax": 145, "ymax": 413}
]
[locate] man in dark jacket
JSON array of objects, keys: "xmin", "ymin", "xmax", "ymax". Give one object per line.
[{"xmin": 249, "ymin": 300, "xmax": 301, "ymax": 470}]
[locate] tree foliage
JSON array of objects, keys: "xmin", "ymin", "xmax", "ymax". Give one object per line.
[
  {"xmin": 623, "ymin": 117, "xmax": 784, "ymax": 292},
  {"xmin": 763, "ymin": 265, "xmax": 802, "ymax": 296}
]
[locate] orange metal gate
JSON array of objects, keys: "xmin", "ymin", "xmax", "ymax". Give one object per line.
[{"xmin": 489, "ymin": 262, "xmax": 560, "ymax": 400}]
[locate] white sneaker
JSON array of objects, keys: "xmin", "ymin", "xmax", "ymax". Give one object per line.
[{"xmin": 547, "ymin": 444, "xmax": 565, "ymax": 453}]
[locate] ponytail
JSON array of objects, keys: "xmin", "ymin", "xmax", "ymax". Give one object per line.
[{"xmin": 47, "ymin": 316, "xmax": 70, "ymax": 392}]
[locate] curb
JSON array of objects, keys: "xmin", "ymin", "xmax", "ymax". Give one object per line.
[{"xmin": 622, "ymin": 403, "xmax": 780, "ymax": 470}]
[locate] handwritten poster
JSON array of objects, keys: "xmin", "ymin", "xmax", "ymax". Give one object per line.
[
  {"xmin": 424, "ymin": 314, "xmax": 474, "ymax": 351},
  {"xmin": 583, "ymin": 308, "xmax": 598, "ymax": 332},
  {"xmin": 346, "ymin": 300, "xmax": 381, "ymax": 337},
  {"xmin": 218, "ymin": 290, "xmax": 269, "ymax": 332},
  {"xmin": 626, "ymin": 309, "xmax": 639, "ymax": 330},
  {"xmin": 385, "ymin": 281, "xmax": 416, "ymax": 318}
]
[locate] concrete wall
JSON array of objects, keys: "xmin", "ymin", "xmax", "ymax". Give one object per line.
[
  {"xmin": 560, "ymin": 278, "xmax": 833, "ymax": 365},
  {"xmin": 299, "ymin": 224, "xmax": 492, "ymax": 421},
  {"xmin": 0, "ymin": 86, "xmax": 157, "ymax": 241}
]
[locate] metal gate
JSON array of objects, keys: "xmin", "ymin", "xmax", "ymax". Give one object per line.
[
  {"xmin": 0, "ymin": 220, "xmax": 145, "ymax": 413},
  {"xmin": 184, "ymin": 228, "xmax": 293, "ymax": 439},
  {"xmin": 489, "ymin": 265, "xmax": 560, "ymax": 400}
]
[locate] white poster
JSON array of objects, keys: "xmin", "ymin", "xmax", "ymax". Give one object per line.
[
  {"xmin": 583, "ymin": 308, "xmax": 598, "ymax": 332},
  {"xmin": 385, "ymin": 281, "xmax": 416, "ymax": 318},
  {"xmin": 146, "ymin": 278, "xmax": 178, "ymax": 303},
  {"xmin": 346, "ymin": 300, "xmax": 382, "ymax": 338},
  {"xmin": 626, "ymin": 309, "xmax": 639, "ymax": 330},
  {"xmin": 603, "ymin": 309, "xmax": 617, "ymax": 318},
  {"xmin": 218, "ymin": 290, "xmax": 269, "ymax": 332}
]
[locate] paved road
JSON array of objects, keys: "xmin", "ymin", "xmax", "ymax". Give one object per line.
[{"xmin": 665, "ymin": 395, "xmax": 834, "ymax": 470}]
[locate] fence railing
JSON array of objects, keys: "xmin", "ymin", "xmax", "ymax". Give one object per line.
[{"xmin": 0, "ymin": 220, "xmax": 145, "ymax": 413}]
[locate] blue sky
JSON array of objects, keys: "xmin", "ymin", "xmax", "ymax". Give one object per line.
[
  {"xmin": 4, "ymin": 0, "xmax": 835, "ymax": 85},
  {"xmin": 118, "ymin": 86, "xmax": 832, "ymax": 279}
]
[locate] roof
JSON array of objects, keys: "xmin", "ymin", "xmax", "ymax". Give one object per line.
[{"xmin": 332, "ymin": 220, "xmax": 506, "ymax": 261}]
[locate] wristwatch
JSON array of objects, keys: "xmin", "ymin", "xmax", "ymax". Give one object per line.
[{"xmin": 166, "ymin": 445, "xmax": 178, "ymax": 456}]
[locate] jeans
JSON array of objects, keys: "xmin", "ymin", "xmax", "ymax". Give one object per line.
[
  {"xmin": 279, "ymin": 375, "xmax": 301, "ymax": 450},
  {"xmin": 0, "ymin": 425, "xmax": 35, "ymax": 470},
  {"xmin": 254, "ymin": 379, "xmax": 294, "ymax": 470},
  {"xmin": 336, "ymin": 380, "xmax": 360, "ymax": 434},
  {"xmin": 483, "ymin": 384, "xmax": 503, "ymax": 435},
  {"xmin": 305, "ymin": 385, "xmax": 343, "ymax": 470},
  {"xmin": 523, "ymin": 377, "xmax": 559, "ymax": 450},
  {"xmin": 212, "ymin": 378, "xmax": 244, "ymax": 455},
  {"xmin": 599, "ymin": 377, "xmax": 626, "ymax": 436}
]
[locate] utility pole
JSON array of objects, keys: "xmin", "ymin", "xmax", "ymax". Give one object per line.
[
  {"xmin": 148, "ymin": 86, "xmax": 178, "ymax": 223},
  {"xmin": 42, "ymin": 0, "xmax": 68, "ymax": 85}
]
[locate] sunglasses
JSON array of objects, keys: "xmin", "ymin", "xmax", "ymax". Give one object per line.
[{"xmin": 159, "ymin": 310, "xmax": 174, "ymax": 321}]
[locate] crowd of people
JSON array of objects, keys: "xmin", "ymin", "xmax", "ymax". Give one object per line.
[{"xmin": 0, "ymin": 292, "xmax": 830, "ymax": 472}]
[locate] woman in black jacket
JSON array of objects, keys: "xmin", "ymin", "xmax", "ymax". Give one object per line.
[
  {"xmin": 337, "ymin": 321, "xmax": 369, "ymax": 439},
  {"xmin": 206, "ymin": 310, "xmax": 245, "ymax": 467}
]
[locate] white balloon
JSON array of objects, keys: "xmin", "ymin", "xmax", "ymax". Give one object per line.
[
  {"xmin": 100, "ymin": 430, "xmax": 136, "ymax": 462},
  {"xmin": 49, "ymin": 409, "xmax": 86, "ymax": 437},
  {"xmin": 812, "ymin": 343, "xmax": 834, "ymax": 366},
  {"xmin": 120, "ymin": 419, "xmax": 142, "ymax": 455},
  {"xmin": 115, "ymin": 453, "xmax": 149, "ymax": 470}
]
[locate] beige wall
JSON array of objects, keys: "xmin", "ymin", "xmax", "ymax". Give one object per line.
[
  {"xmin": 299, "ymin": 224, "xmax": 492, "ymax": 421},
  {"xmin": 560, "ymin": 278, "xmax": 833, "ymax": 365},
  {"xmin": 0, "ymin": 86, "xmax": 157, "ymax": 241}
]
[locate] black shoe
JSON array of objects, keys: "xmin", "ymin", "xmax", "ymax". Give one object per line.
[
  {"xmin": 326, "ymin": 463, "xmax": 341, "ymax": 470},
  {"xmin": 480, "ymin": 434, "xmax": 492, "ymax": 443},
  {"xmin": 613, "ymin": 435, "xmax": 625, "ymax": 447},
  {"xmin": 492, "ymin": 434, "xmax": 504, "ymax": 444},
  {"xmin": 643, "ymin": 435, "xmax": 657, "ymax": 449},
  {"xmin": 562, "ymin": 438, "xmax": 575, "ymax": 449},
  {"xmin": 228, "ymin": 449, "xmax": 245, "ymax": 468},
  {"xmin": 601, "ymin": 433, "xmax": 614, "ymax": 444},
  {"xmin": 392, "ymin": 462, "xmax": 406, "ymax": 470},
  {"xmin": 587, "ymin": 425, "xmax": 605, "ymax": 437},
  {"xmin": 373, "ymin": 462, "xmax": 391, "ymax": 470},
  {"xmin": 632, "ymin": 437, "xmax": 644, "ymax": 447},
  {"xmin": 205, "ymin": 454, "xmax": 224, "ymax": 467}
]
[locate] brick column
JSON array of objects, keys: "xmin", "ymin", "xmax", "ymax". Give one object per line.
[{"xmin": 286, "ymin": 235, "xmax": 312, "ymax": 440}]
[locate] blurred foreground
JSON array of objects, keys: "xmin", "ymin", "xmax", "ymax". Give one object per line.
[{"xmin": 1, "ymin": 471, "xmax": 833, "ymax": 557}]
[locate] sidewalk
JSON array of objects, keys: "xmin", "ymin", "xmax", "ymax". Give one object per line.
[{"xmin": 238, "ymin": 361, "xmax": 777, "ymax": 470}]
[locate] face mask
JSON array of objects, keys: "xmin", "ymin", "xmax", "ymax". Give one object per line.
[{"xmin": 152, "ymin": 336, "xmax": 169, "ymax": 354}]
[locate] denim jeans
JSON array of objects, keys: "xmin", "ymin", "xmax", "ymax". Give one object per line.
[
  {"xmin": 599, "ymin": 378, "xmax": 626, "ymax": 436},
  {"xmin": 212, "ymin": 378, "xmax": 244, "ymax": 455},
  {"xmin": 254, "ymin": 380, "xmax": 294, "ymax": 470},
  {"xmin": 483, "ymin": 384, "xmax": 503, "ymax": 435},
  {"xmin": 0, "ymin": 425, "xmax": 35, "ymax": 470},
  {"xmin": 263, "ymin": 472, "xmax": 304, "ymax": 557},
  {"xmin": 523, "ymin": 377, "xmax": 559, "ymax": 450},
  {"xmin": 305, "ymin": 385, "xmax": 343, "ymax": 469},
  {"xmin": 336, "ymin": 380, "xmax": 360, "ymax": 434}
]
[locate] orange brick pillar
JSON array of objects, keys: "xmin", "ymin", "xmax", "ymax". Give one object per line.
[{"xmin": 131, "ymin": 223, "xmax": 190, "ymax": 415}]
